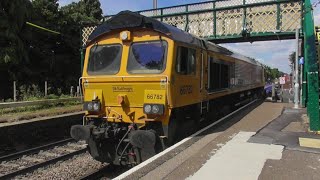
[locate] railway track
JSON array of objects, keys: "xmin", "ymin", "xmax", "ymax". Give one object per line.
[
  {"xmin": 0, "ymin": 100, "xmax": 260, "ymax": 179},
  {"xmin": 0, "ymin": 139, "xmax": 87, "ymax": 179}
]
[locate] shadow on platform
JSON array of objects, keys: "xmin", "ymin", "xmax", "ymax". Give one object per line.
[{"xmin": 248, "ymin": 107, "xmax": 320, "ymax": 153}]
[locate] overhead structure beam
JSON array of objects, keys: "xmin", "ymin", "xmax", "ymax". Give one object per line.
[{"xmin": 108, "ymin": 0, "xmax": 302, "ymax": 43}]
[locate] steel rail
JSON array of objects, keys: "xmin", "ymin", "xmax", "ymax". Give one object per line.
[
  {"xmin": 0, "ymin": 138, "xmax": 74, "ymax": 162},
  {"xmin": 0, "ymin": 148, "xmax": 87, "ymax": 179}
]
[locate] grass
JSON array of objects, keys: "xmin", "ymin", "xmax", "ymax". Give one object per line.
[{"xmin": 0, "ymin": 101, "xmax": 83, "ymax": 123}]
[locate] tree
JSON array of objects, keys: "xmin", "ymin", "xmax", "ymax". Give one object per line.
[
  {"xmin": 55, "ymin": 0, "xmax": 102, "ymax": 90},
  {"xmin": 0, "ymin": 0, "xmax": 103, "ymax": 99},
  {"xmin": 31, "ymin": 0, "xmax": 60, "ymax": 24},
  {"xmin": 289, "ymin": 51, "xmax": 295, "ymax": 72},
  {"xmin": 26, "ymin": 0, "xmax": 103, "ymax": 95},
  {"xmin": 0, "ymin": 0, "xmax": 31, "ymax": 66},
  {"xmin": 262, "ymin": 64, "xmax": 284, "ymax": 82},
  {"xmin": 0, "ymin": 0, "xmax": 32, "ymax": 99},
  {"xmin": 82, "ymin": 0, "xmax": 103, "ymax": 21}
]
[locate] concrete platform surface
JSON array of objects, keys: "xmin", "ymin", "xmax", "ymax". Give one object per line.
[
  {"xmin": 122, "ymin": 101, "xmax": 320, "ymax": 180},
  {"xmin": 259, "ymin": 150, "xmax": 320, "ymax": 180},
  {"xmin": 190, "ymin": 132, "xmax": 283, "ymax": 180}
]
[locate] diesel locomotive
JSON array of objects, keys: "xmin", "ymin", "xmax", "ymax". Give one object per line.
[{"xmin": 70, "ymin": 11, "xmax": 265, "ymax": 165}]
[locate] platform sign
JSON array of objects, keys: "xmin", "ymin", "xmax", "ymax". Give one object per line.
[
  {"xmin": 299, "ymin": 57, "xmax": 304, "ymax": 65},
  {"xmin": 284, "ymin": 74, "xmax": 290, "ymax": 82},
  {"xmin": 279, "ymin": 77, "xmax": 285, "ymax": 85}
]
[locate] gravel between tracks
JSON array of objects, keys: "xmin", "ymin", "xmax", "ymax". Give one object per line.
[{"xmin": 13, "ymin": 152, "xmax": 107, "ymax": 180}]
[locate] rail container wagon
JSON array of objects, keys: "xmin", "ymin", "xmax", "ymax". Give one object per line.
[{"xmin": 71, "ymin": 11, "xmax": 265, "ymax": 165}]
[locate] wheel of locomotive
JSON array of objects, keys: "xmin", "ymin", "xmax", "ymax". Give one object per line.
[
  {"xmin": 87, "ymin": 137, "xmax": 116, "ymax": 163},
  {"xmin": 84, "ymin": 120, "xmax": 116, "ymax": 163}
]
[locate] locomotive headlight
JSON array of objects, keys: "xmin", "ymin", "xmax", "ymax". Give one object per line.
[
  {"xmin": 87, "ymin": 102, "xmax": 93, "ymax": 111},
  {"xmin": 143, "ymin": 104, "xmax": 164, "ymax": 115},
  {"xmin": 93, "ymin": 102, "xmax": 100, "ymax": 111},
  {"xmin": 84, "ymin": 101, "xmax": 101, "ymax": 112},
  {"xmin": 144, "ymin": 104, "xmax": 152, "ymax": 113},
  {"xmin": 152, "ymin": 105, "xmax": 160, "ymax": 114}
]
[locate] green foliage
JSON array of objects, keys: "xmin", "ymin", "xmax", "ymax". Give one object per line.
[
  {"xmin": 60, "ymin": 94, "xmax": 72, "ymax": 98},
  {"xmin": 262, "ymin": 64, "xmax": 284, "ymax": 82},
  {"xmin": 288, "ymin": 51, "xmax": 298, "ymax": 72},
  {"xmin": 18, "ymin": 84, "xmax": 43, "ymax": 101},
  {"xmin": 289, "ymin": 52, "xmax": 295, "ymax": 65},
  {"xmin": 0, "ymin": 101, "xmax": 81, "ymax": 115},
  {"xmin": 44, "ymin": 94, "xmax": 59, "ymax": 99},
  {"xmin": 16, "ymin": 84, "xmax": 73, "ymax": 101},
  {"xmin": 0, "ymin": 0, "xmax": 103, "ymax": 100},
  {"xmin": 5, "ymin": 98, "xmax": 14, "ymax": 102},
  {"xmin": 0, "ymin": 0, "xmax": 31, "ymax": 70}
]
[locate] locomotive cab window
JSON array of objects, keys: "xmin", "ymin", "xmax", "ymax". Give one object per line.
[
  {"xmin": 208, "ymin": 57, "xmax": 230, "ymax": 91},
  {"xmin": 176, "ymin": 46, "xmax": 196, "ymax": 75},
  {"xmin": 87, "ymin": 44, "xmax": 122, "ymax": 75},
  {"xmin": 127, "ymin": 41, "xmax": 167, "ymax": 74}
]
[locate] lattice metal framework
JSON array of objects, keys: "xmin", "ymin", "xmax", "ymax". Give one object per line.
[
  {"xmin": 135, "ymin": 0, "xmax": 301, "ymax": 40},
  {"xmin": 81, "ymin": 0, "xmax": 302, "ymax": 45},
  {"xmin": 81, "ymin": 26, "xmax": 97, "ymax": 46}
]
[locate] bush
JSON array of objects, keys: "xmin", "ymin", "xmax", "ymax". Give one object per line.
[
  {"xmin": 18, "ymin": 84, "xmax": 43, "ymax": 101},
  {"xmin": 60, "ymin": 94, "xmax": 72, "ymax": 98},
  {"xmin": 4, "ymin": 83, "xmax": 78, "ymax": 102},
  {"xmin": 5, "ymin": 98, "xmax": 13, "ymax": 102},
  {"xmin": 44, "ymin": 94, "xmax": 59, "ymax": 99}
]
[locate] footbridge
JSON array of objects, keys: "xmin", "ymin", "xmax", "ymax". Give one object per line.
[{"xmin": 81, "ymin": 0, "xmax": 320, "ymax": 131}]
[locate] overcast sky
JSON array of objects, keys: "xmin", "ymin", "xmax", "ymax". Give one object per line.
[{"xmin": 59, "ymin": 0, "xmax": 320, "ymax": 73}]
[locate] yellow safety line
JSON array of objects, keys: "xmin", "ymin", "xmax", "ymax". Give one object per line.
[
  {"xmin": 26, "ymin": 22, "xmax": 61, "ymax": 35},
  {"xmin": 299, "ymin": 137, "xmax": 320, "ymax": 149}
]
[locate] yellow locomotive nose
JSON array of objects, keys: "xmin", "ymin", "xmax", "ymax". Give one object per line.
[{"xmin": 117, "ymin": 94, "xmax": 129, "ymax": 105}]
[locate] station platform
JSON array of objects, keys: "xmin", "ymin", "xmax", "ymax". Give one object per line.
[{"xmin": 117, "ymin": 101, "xmax": 320, "ymax": 180}]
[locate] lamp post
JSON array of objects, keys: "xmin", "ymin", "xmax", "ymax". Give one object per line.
[
  {"xmin": 153, "ymin": 0, "xmax": 157, "ymax": 9},
  {"xmin": 299, "ymin": 57, "xmax": 304, "ymax": 107},
  {"xmin": 294, "ymin": 28, "xmax": 300, "ymax": 109}
]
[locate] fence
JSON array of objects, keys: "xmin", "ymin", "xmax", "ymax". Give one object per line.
[
  {"xmin": 0, "ymin": 97, "xmax": 81, "ymax": 109},
  {"xmin": 7, "ymin": 81, "xmax": 81, "ymax": 102}
]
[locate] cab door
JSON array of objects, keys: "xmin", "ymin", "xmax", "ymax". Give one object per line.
[
  {"xmin": 200, "ymin": 51, "xmax": 209, "ymax": 116},
  {"xmin": 172, "ymin": 45, "xmax": 201, "ymax": 107}
]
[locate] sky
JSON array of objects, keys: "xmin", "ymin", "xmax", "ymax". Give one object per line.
[{"xmin": 59, "ymin": 0, "xmax": 320, "ymax": 73}]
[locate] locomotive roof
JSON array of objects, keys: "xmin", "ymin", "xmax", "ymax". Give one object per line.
[
  {"xmin": 88, "ymin": 11, "xmax": 261, "ymax": 66},
  {"xmin": 88, "ymin": 11, "xmax": 203, "ymax": 47}
]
